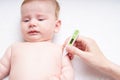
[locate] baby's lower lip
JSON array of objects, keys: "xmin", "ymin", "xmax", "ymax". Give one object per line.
[{"xmin": 28, "ymin": 31, "xmax": 40, "ymax": 35}]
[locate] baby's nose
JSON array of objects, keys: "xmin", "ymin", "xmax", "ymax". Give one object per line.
[{"xmin": 29, "ymin": 19, "xmax": 37, "ymax": 28}]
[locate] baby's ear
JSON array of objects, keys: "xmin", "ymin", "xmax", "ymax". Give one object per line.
[{"xmin": 54, "ymin": 20, "xmax": 61, "ymax": 33}]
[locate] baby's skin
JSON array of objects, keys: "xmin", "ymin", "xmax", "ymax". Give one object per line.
[{"xmin": 0, "ymin": 42, "xmax": 74, "ymax": 80}]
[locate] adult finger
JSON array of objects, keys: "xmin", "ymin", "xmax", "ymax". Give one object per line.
[{"xmin": 66, "ymin": 45, "xmax": 85, "ymax": 56}]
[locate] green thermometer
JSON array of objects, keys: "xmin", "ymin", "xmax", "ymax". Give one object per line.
[{"xmin": 63, "ymin": 30, "xmax": 79, "ymax": 56}]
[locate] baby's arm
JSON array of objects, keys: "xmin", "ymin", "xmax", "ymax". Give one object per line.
[
  {"xmin": 49, "ymin": 56, "xmax": 74, "ymax": 80},
  {"xmin": 60, "ymin": 56, "xmax": 74, "ymax": 80},
  {"xmin": 0, "ymin": 47, "xmax": 11, "ymax": 80}
]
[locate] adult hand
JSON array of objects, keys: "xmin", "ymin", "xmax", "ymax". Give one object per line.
[{"xmin": 64, "ymin": 36, "xmax": 120, "ymax": 80}]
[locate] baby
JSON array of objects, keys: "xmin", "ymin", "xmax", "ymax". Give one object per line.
[{"xmin": 0, "ymin": 0, "xmax": 74, "ymax": 80}]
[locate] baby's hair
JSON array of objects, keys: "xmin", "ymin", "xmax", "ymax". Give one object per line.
[{"xmin": 21, "ymin": 0, "xmax": 60, "ymax": 19}]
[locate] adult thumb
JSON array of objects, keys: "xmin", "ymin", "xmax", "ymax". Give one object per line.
[{"xmin": 66, "ymin": 45, "xmax": 85, "ymax": 57}]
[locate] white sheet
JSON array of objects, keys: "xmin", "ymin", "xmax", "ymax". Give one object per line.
[{"xmin": 0, "ymin": 0, "xmax": 120, "ymax": 80}]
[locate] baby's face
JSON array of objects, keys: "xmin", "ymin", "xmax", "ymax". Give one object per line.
[{"xmin": 21, "ymin": 0, "xmax": 61, "ymax": 42}]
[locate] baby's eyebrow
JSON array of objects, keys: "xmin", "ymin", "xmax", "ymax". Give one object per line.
[
  {"xmin": 36, "ymin": 14, "xmax": 46, "ymax": 17},
  {"xmin": 37, "ymin": 15, "xmax": 48, "ymax": 19},
  {"xmin": 22, "ymin": 15, "xmax": 29, "ymax": 18},
  {"xmin": 21, "ymin": 15, "xmax": 30, "ymax": 19}
]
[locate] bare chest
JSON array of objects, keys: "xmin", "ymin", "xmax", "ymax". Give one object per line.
[{"xmin": 9, "ymin": 43, "xmax": 62, "ymax": 80}]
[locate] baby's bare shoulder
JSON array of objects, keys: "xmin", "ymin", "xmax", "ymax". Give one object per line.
[
  {"xmin": 10, "ymin": 42, "xmax": 30, "ymax": 49},
  {"xmin": 11, "ymin": 42, "xmax": 25, "ymax": 47}
]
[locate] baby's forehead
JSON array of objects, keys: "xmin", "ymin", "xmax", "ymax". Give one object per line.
[
  {"xmin": 21, "ymin": 0, "xmax": 56, "ymax": 9},
  {"xmin": 21, "ymin": 1, "xmax": 57, "ymax": 18},
  {"xmin": 21, "ymin": 0, "xmax": 56, "ymax": 12}
]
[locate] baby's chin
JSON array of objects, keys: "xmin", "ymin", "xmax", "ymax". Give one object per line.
[{"xmin": 24, "ymin": 38, "xmax": 52, "ymax": 43}]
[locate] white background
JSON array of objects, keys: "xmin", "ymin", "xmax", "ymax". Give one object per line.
[{"xmin": 0, "ymin": 0, "xmax": 120, "ymax": 80}]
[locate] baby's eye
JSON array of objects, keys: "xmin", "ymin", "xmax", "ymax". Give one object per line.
[
  {"xmin": 23, "ymin": 19, "xmax": 30, "ymax": 22},
  {"xmin": 38, "ymin": 19, "xmax": 45, "ymax": 21}
]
